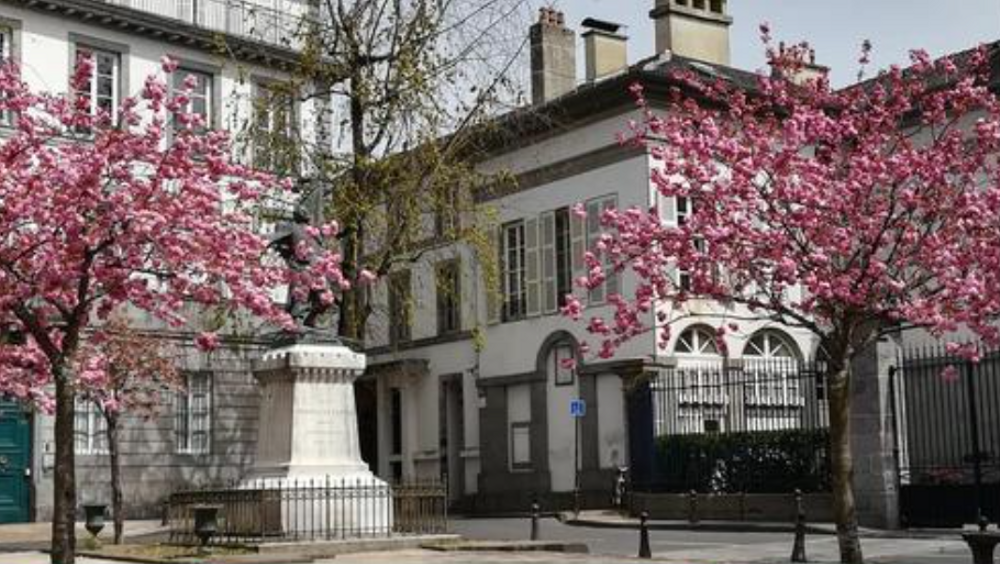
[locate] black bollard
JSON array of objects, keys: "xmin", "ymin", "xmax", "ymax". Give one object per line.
[
  {"xmin": 638, "ymin": 511, "xmax": 652, "ymax": 559},
  {"xmin": 688, "ymin": 490, "xmax": 699, "ymax": 524},
  {"xmin": 530, "ymin": 502, "xmax": 540, "ymax": 541},
  {"xmin": 790, "ymin": 489, "xmax": 807, "ymax": 563}
]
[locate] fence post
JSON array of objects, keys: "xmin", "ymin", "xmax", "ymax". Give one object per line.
[
  {"xmin": 530, "ymin": 502, "xmax": 540, "ymax": 541},
  {"xmin": 687, "ymin": 490, "xmax": 699, "ymax": 524},
  {"xmin": 638, "ymin": 511, "xmax": 651, "ymax": 559},
  {"xmin": 964, "ymin": 360, "xmax": 985, "ymax": 524},
  {"xmin": 790, "ymin": 489, "xmax": 807, "ymax": 563}
]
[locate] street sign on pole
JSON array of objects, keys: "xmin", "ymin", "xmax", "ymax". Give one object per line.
[{"xmin": 570, "ymin": 398, "xmax": 586, "ymax": 418}]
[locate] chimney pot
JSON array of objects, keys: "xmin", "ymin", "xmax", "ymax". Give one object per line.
[
  {"xmin": 530, "ymin": 9, "xmax": 576, "ymax": 104},
  {"xmin": 650, "ymin": 0, "xmax": 733, "ymax": 66}
]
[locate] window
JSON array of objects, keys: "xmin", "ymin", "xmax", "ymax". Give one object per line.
[
  {"xmin": 585, "ymin": 195, "xmax": 619, "ymax": 304},
  {"xmin": 172, "ymin": 68, "xmax": 213, "ymax": 132},
  {"xmin": 552, "ymin": 343, "xmax": 575, "ymax": 386},
  {"xmin": 710, "ymin": 0, "xmax": 725, "ymax": 14},
  {"xmin": 554, "ymin": 208, "xmax": 573, "ymax": 307},
  {"xmin": 675, "ymin": 326, "xmax": 721, "ymax": 356},
  {"xmin": 436, "ymin": 260, "xmax": 461, "ymax": 335},
  {"xmin": 74, "ymin": 400, "xmax": 107, "ymax": 455},
  {"xmin": 434, "ymin": 186, "xmax": 460, "ymax": 239},
  {"xmin": 744, "ymin": 331, "xmax": 799, "ymax": 360},
  {"xmin": 0, "ymin": 26, "xmax": 12, "ymax": 126},
  {"xmin": 676, "ymin": 196, "xmax": 694, "ymax": 292},
  {"xmin": 388, "ymin": 270, "xmax": 412, "ymax": 344},
  {"xmin": 253, "ymin": 81, "xmax": 299, "ymax": 174},
  {"xmin": 176, "ymin": 372, "xmax": 212, "ymax": 454},
  {"xmin": 75, "ymin": 46, "xmax": 120, "ymax": 119},
  {"xmin": 510, "ymin": 421, "xmax": 532, "ymax": 470},
  {"xmin": 501, "ymin": 221, "xmax": 526, "ymax": 321},
  {"xmin": 743, "ymin": 330, "xmax": 802, "ymax": 407}
]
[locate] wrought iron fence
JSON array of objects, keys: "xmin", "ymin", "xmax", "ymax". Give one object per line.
[
  {"xmin": 102, "ymin": 0, "xmax": 314, "ymax": 49},
  {"xmin": 895, "ymin": 345, "xmax": 1000, "ymax": 526},
  {"xmin": 168, "ymin": 477, "xmax": 448, "ymax": 545},
  {"xmin": 639, "ymin": 358, "xmax": 831, "ymax": 493}
]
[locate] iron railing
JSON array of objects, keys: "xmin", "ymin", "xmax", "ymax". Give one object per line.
[
  {"xmin": 168, "ymin": 477, "xmax": 448, "ymax": 545},
  {"xmin": 895, "ymin": 345, "xmax": 1000, "ymax": 526},
  {"xmin": 102, "ymin": 0, "xmax": 315, "ymax": 49},
  {"xmin": 640, "ymin": 358, "xmax": 831, "ymax": 493}
]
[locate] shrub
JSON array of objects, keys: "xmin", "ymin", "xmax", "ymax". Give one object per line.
[{"xmin": 654, "ymin": 428, "xmax": 831, "ymax": 493}]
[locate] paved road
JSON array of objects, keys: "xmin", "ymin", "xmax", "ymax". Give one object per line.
[
  {"xmin": 452, "ymin": 517, "xmax": 788, "ymax": 556},
  {"xmin": 0, "ymin": 518, "xmax": 970, "ymax": 563}
]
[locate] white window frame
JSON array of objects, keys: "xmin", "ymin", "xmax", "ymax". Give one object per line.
[
  {"xmin": 0, "ymin": 25, "xmax": 12, "ymax": 126},
  {"xmin": 253, "ymin": 79, "xmax": 298, "ymax": 170},
  {"xmin": 74, "ymin": 400, "xmax": 108, "ymax": 455},
  {"xmin": 172, "ymin": 67, "xmax": 214, "ymax": 130},
  {"xmin": 501, "ymin": 220, "xmax": 527, "ymax": 321},
  {"xmin": 175, "ymin": 372, "xmax": 212, "ymax": 454},
  {"xmin": 75, "ymin": 46, "xmax": 120, "ymax": 119}
]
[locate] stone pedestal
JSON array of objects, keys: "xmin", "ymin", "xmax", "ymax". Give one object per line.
[{"xmin": 244, "ymin": 342, "xmax": 391, "ymax": 535}]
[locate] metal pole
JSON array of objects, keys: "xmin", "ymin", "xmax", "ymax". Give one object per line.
[
  {"xmin": 965, "ymin": 360, "xmax": 984, "ymax": 524},
  {"xmin": 530, "ymin": 502, "xmax": 540, "ymax": 541},
  {"xmin": 638, "ymin": 510, "xmax": 651, "ymax": 559},
  {"xmin": 574, "ymin": 415, "xmax": 581, "ymax": 516},
  {"xmin": 790, "ymin": 489, "xmax": 807, "ymax": 562}
]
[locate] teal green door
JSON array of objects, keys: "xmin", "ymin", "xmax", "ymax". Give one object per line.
[{"xmin": 0, "ymin": 398, "xmax": 30, "ymax": 523}]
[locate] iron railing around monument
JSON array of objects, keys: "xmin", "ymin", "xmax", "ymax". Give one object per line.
[{"xmin": 168, "ymin": 477, "xmax": 448, "ymax": 545}]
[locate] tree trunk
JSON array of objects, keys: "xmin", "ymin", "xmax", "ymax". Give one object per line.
[
  {"xmin": 828, "ymin": 361, "xmax": 863, "ymax": 564},
  {"xmin": 105, "ymin": 413, "xmax": 124, "ymax": 544},
  {"xmin": 51, "ymin": 366, "xmax": 77, "ymax": 564}
]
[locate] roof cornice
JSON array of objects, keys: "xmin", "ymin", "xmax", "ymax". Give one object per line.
[{"xmin": 2, "ymin": 0, "xmax": 304, "ymax": 68}]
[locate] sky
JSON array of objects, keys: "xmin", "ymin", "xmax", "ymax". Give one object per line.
[{"xmin": 528, "ymin": 0, "xmax": 1000, "ymax": 86}]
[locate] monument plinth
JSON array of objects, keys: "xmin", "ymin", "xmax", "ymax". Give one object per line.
[{"xmin": 245, "ymin": 338, "xmax": 391, "ymax": 534}]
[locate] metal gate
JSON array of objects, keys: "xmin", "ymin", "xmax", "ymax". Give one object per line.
[
  {"xmin": 0, "ymin": 398, "xmax": 31, "ymax": 523},
  {"xmin": 895, "ymin": 346, "xmax": 1000, "ymax": 527}
]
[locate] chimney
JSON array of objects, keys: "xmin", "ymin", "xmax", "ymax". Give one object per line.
[
  {"xmin": 649, "ymin": 0, "xmax": 733, "ymax": 66},
  {"xmin": 771, "ymin": 42, "xmax": 830, "ymax": 86},
  {"xmin": 582, "ymin": 18, "xmax": 628, "ymax": 82},
  {"xmin": 530, "ymin": 8, "xmax": 576, "ymax": 105}
]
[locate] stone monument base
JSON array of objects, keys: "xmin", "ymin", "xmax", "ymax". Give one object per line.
[{"xmin": 245, "ymin": 339, "xmax": 392, "ymax": 537}]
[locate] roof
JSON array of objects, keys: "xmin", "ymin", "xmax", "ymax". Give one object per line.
[{"xmin": 470, "ymin": 51, "xmax": 763, "ymax": 158}]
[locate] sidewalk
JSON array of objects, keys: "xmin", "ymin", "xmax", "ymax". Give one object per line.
[
  {"xmin": 562, "ymin": 510, "xmax": 967, "ymax": 539},
  {"xmin": 0, "ymin": 520, "xmax": 166, "ymax": 551}
]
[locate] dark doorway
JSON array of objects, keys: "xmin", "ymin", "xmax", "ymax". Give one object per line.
[{"xmin": 354, "ymin": 379, "xmax": 379, "ymax": 474}]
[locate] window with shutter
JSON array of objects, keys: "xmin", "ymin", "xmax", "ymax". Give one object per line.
[
  {"xmin": 585, "ymin": 195, "xmax": 618, "ymax": 304},
  {"xmin": 541, "ymin": 212, "xmax": 556, "ymax": 313},
  {"xmin": 501, "ymin": 221, "xmax": 527, "ymax": 321},
  {"xmin": 525, "ymin": 217, "xmax": 541, "ymax": 317}
]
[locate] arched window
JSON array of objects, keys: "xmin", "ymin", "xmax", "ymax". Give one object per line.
[
  {"xmin": 743, "ymin": 330, "xmax": 801, "ymax": 360},
  {"xmin": 674, "ymin": 326, "xmax": 721, "ymax": 356}
]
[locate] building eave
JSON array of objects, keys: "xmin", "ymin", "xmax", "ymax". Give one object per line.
[{"xmin": 2, "ymin": 0, "xmax": 304, "ymax": 68}]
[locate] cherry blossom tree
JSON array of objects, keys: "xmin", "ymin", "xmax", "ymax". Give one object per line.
[
  {"xmin": 0, "ymin": 56, "xmax": 347, "ymax": 564},
  {"xmin": 76, "ymin": 317, "xmax": 183, "ymax": 545},
  {"xmin": 569, "ymin": 32, "xmax": 1000, "ymax": 563}
]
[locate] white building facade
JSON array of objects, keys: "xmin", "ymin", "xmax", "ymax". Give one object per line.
[
  {"xmin": 0, "ymin": 0, "xmax": 327, "ymax": 523},
  {"xmin": 358, "ymin": 1, "xmax": 819, "ymax": 511}
]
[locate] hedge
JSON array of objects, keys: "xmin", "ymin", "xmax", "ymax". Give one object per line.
[{"xmin": 654, "ymin": 428, "xmax": 831, "ymax": 493}]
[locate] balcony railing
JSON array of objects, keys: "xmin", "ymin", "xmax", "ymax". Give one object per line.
[{"xmin": 102, "ymin": 0, "xmax": 314, "ymax": 50}]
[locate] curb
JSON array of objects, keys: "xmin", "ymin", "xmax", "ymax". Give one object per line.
[
  {"xmin": 558, "ymin": 513, "xmax": 833, "ymax": 535},
  {"xmin": 422, "ymin": 540, "xmax": 589, "ymax": 553}
]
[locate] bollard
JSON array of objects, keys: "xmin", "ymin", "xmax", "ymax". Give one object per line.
[
  {"xmin": 790, "ymin": 489, "xmax": 807, "ymax": 563},
  {"xmin": 687, "ymin": 490, "xmax": 699, "ymax": 524},
  {"xmin": 530, "ymin": 502, "xmax": 540, "ymax": 541},
  {"xmin": 638, "ymin": 511, "xmax": 652, "ymax": 559}
]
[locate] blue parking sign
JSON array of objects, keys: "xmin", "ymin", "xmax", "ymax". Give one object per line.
[{"xmin": 570, "ymin": 399, "xmax": 586, "ymax": 418}]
